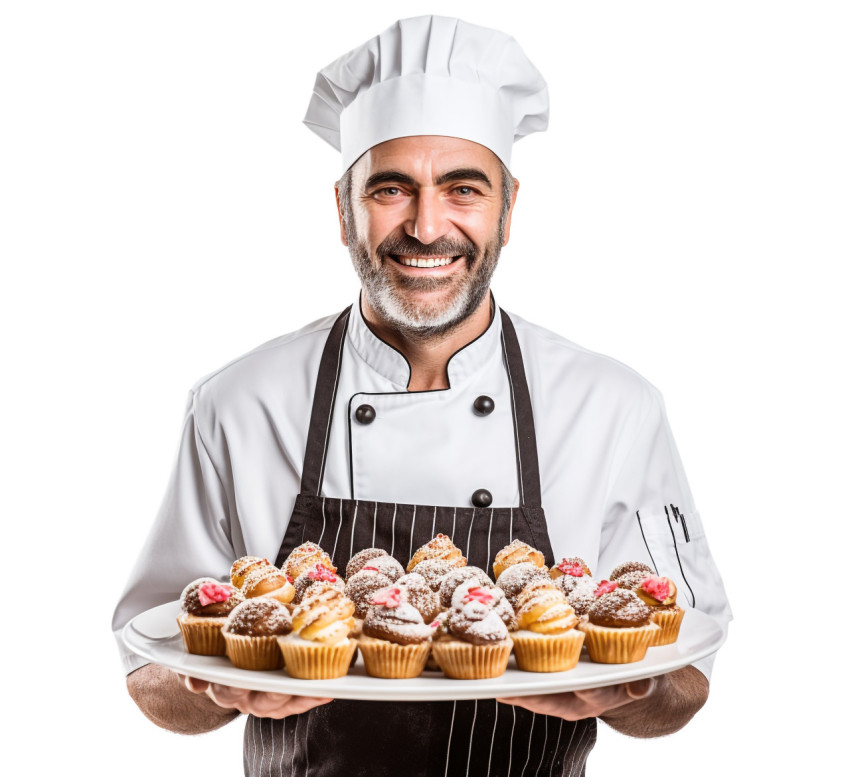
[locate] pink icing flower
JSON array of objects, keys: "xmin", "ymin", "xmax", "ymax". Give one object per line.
[
  {"xmin": 198, "ymin": 582, "xmax": 232, "ymax": 607},
  {"xmin": 430, "ymin": 620, "xmax": 441, "ymax": 629},
  {"xmin": 593, "ymin": 580, "xmax": 619, "ymax": 598},
  {"xmin": 285, "ymin": 575, "xmax": 294, "ymax": 584},
  {"xmin": 372, "ymin": 587, "xmax": 403, "ymax": 607},
  {"xmin": 557, "ymin": 560, "xmax": 586, "ymax": 577},
  {"xmin": 640, "ymin": 575, "xmax": 671, "ymax": 602},
  {"xmin": 463, "ymin": 586, "xmax": 494, "ymax": 605},
  {"xmin": 308, "ymin": 564, "xmax": 338, "ymax": 582}
]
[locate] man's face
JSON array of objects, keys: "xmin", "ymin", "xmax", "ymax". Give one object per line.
[{"xmin": 338, "ymin": 136, "xmax": 517, "ymax": 338}]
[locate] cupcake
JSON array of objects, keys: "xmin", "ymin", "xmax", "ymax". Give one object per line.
[
  {"xmin": 578, "ymin": 587, "xmax": 660, "ymax": 663},
  {"xmin": 177, "ymin": 578, "xmax": 244, "ymax": 655},
  {"xmin": 496, "ymin": 562, "xmax": 549, "ymax": 608},
  {"xmin": 438, "ymin": 566, "xmax": 494, "ymax": 609},
  {"xmin": 346, "ymin": 547, "xmax": 389, "ymax": 579},
  {"xmin": 293, "ymin": 564, "xmax": 345, "ymax": 603},
  {"xmin": 281, "ymin": 542, "xmax": 336, "ymax": 581},
  {"xmin": 430, "ymin": 579, "xmax": 514, "ymax": 679},
  {"xmin": 566, "ymin": 577, "xmax": 603, "ymax": 619},
  {"xmin": 511, "ymin": 579, "xmax": 584, "ymax": 672},
  {"xmin": 492, "ymin": 539, "xmax": 546, "ymax": 579},
  {"xmin": 241, "ymin": 565, "xmax": 296, "ymax": 606},
  {"xmin": 230, "ymin": 556, "xmax": 273, "ymax": 589},
  {"xmin": 278, "ymin": 587, "xmax": 357, "ymax": 679},
  {"xmin": 407, "ymin": 533, "xmax": 466, "ymax": 572},
  {"xmin": 358, "ymin": 586, "xmax": 433, "ymax": 678},
  {"xmin": 345, "ymin": 567, "xmax": 394, "ymax": 619},
  {"xmin": 222, "ymin": 598, "xmax": 292, "ymax": 670},
  {"xmin": 635, "ymin": 575, "xmax": 684, "ymax": 646}
]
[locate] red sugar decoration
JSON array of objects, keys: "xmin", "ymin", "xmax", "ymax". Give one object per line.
[
  {"xmin": 464, "ymin": 586, "xmax": 494, "ymax": 605},
  {"xmin": 640, "ymin": 575, "xmax": 670, "ymax": 602},
  {"xmin": 594, "ymin": 580, "xmax": 619, "ymax": 598},
  {"xmin": 198, "ymin": 582, "xmax": 231, "ymax": 607},
  {"xmin": 308, "ymin": 564, "xmax": 337, "ymax": 582},
  {"xmin": 372, "ymin": 587, "xmax": 402, "ymax": 607},
  {"xmin": 557, "ymin": 560, "xmax": 585, "ymax": 577}
]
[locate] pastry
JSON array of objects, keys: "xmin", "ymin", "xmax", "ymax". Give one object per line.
[
  {"xmin": 635, "ymin": 575, "xmax": 684, "ymax": 645},
  {"xmin": 610, "ymin": 561, "xmax": 654, "ymax": 581},
  {"xmin": 492, "ymin": 539, "xmax": 546, "ymax": 579},
  {"xmin": 177, "ymin": 578, "xmax": 244, "ymax": 655},
  {"xmin": 241, "ymin": 565, "xmax": 296, "ymax": 605},
  {"xmin": 281, "ymin": 542, "xmax": 336, "ymax": 581},
  {"xmin": 345, "ymin": 547, "xmax": 388, "ymax": 579},
  {"xmin": 410, "ymin": 558, "xmax": 455, "ymax": 592},
  {"xmin": 222, "ymin": 598, "xmax": 292, "ymax": 670},
  {"xmin": 230, "ymin": 556, "xmax": 273, "ymax": 589},
  {"xmin": 566, "ymin": 577, "xmax": 605, "ymax": 618},
  {"xmin": 578, "ymin": 587, "xmax": 660, "ymax": 663},
  {"xmin": 430, "ymin": 579, "xmax": 514, "ymax": 679},
  {"xmin": 406, "ymin": 533, "xmax": 466, "ymax": 572},
  {"xmin": 293, "ymin": 564, "xmax": 345, "ymax": 603},
  {"xmin": 496, "ymin": 562, "xmax": 549, "ymax": 608},
  {"xmin": 438, "ymin": 566, "xmax": 493, "ymax": 609},
  {"xmin": 345, "ymin": 567, "xmax": 394, "ymax": 619},
  {"xmin": 358, "ymin": 586, "xmax": 432, "ymax": 678},
  {"xmin": 278, "ymin": 587, "xmax": 357, "ymax": 679},
  {"xmin": 511, "ymin": 579, "xmax": 583, "ymax": 672},
  {"xmin": 396, "ymin": 572, "xmax": 442, "ymax": 622},
  {"xmin": 549, "ymin": 556, "xmax": 592, "ymax": 580}
]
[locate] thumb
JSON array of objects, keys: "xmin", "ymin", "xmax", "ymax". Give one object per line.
[{"xmin": 625, "ymin": 676, "xmax": 657, "ymax": 700}]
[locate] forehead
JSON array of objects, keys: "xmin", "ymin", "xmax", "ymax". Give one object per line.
[{"xmin": 352, "ymin": 135, "xmax": 501, "ymax": 183}]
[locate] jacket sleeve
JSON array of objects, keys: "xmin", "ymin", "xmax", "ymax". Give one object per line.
[
  {"xmin": 111, "ymin": 391, "xmax": 237, "ymax": 674},
  {"xmin": 597, "ymin": 384, "xmax": 733, "ymax": 680}
]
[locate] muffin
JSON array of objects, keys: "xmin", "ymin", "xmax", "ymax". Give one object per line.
[
  {"xmin": 492, "ymin": 539, "xmax": 546, "ymax": 579},
  {"xmin": 635, "ymin": 575, "xmax": 684, "ymax": 646},
  {"xmin": 278, "ymin": 587, "xmax": 357, "ymax": 679},
  {"xmin": 281, "ymin": 542, "xmax": 336, "ymax": 581},
  {"xmin": 578, "ymin": 587, "xmax": 660, "ymax": 663},
  {"xmin": 430, "ymin": 579, "xmax": 514, "ymax": 679},
  {"xmin": 222, "ymin": 598, "xmax": 292, "ymax": 670},
  {"xmin": 177, "ymin": 578, "xmax": 244, "ymax": 655},
  {"xmin": 511, "ymin": 579, "xmax": 584, "ymax": 672},
  {"xmin": 241, "ymin": 565, "xmax": 296, "ymax": 605},
  {"xmin": 407, "ymin": 533, "xmax": 466, "ymax": 572},
  {"xmin": 358, "ymin": 586, "xmax": 433, "ymax": 678}
]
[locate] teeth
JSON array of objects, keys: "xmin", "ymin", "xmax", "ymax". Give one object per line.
[{"xmin": 399, "ymin": 256, "xmax": 455, "ymax": 267}]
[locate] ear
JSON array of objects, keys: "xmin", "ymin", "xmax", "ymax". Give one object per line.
[
  {"xmin": 334, "ymin": 183, "xmax": 348, "ymax": 247},
  {"xmin": 501, "ymin": 178, "xmax": 520, "ymax": 246}
]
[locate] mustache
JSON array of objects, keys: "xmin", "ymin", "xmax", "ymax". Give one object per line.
[{"xmin": 376, "ymin": 234, "xmax": 476, "ymax": 259}]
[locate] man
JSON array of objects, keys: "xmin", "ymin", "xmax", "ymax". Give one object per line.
[{"xmin": 114, "ymin": 15, "xmax": 731, "ymax": 775}]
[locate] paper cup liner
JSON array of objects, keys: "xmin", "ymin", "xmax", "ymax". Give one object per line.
[
  {"xmin": 431, "ymin": 638, "xmax": 513, "ymax": 679},
  {"xmin": 578, "ymin": 621, "xmax": 659, "ymax": 664},
  {"xmin": 358, "ymin": 636, "xmax": 431, "ymax": 678},
  {"xmin": 511, "ymin": 629, "xmax": 585, "ymax": 672},
  {"xmin": 649, "ymin": 607, "xmax": 685, "ymax": 646},
  {"xmin": 277, "ymin": 638, "xmax": 358, "ymax": 679},
  {"xmin": 177, "ymin": 614, "xmax": 227, "ymax": 656},
  {"xmin": 223, "ymin": 632, "xmax": 284, "ymax": 670}
]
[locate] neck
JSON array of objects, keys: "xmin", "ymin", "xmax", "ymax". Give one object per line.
[{"xmin": 361, "ymin": 294, "xmax": 493, "ymax": 391}]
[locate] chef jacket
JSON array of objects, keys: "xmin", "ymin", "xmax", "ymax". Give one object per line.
[{"xmin": 113, "ymin": 297, "xmax": 732, "ymax": 678}]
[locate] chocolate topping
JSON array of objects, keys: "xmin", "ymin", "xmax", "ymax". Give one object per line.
[
  {"xmin": 566, "ymin": 577, "xmax": 599, "ymax": 616},
  {"xmin": 496, "ymin": 562, "xmax": 549, "ymax": 607},
  {"xmin": 411, "ymin": 558, "xmax": 455, "ymax": 591},
  {"xmin": 224, "ymin": 598, "xmax": 292, "ymax": 637},
  {"xmin": 445, "ymin": 579, "xmax": 514, "ymax": 644},
  {"xmin": 180, "ymin": 578, "xmax": 244, "ymax": 617},
  {"xmin": 345, "ymin": 548, "xmax": 388, "ymax": 579},
  {"xmin": 396, "ymin": 573, "xmax": 442, "ymax": 622},
  {"xmin": 439, "ymin": 566, "xmax": 493, "ymax": 609},
  {"xmin": 588, "ymin": 589, "xmax": 651, "ymax": 628},
  {"xmin": 362, "ymin": 593, "xmax": 432, "ymax": 645},
  {"xmin": 345, "ymin": 569, "xmax": 393, "ymax": 618},
  {"xmin": 610, "ymin": 561, "xmax": 654, "ymax": 581},
  {"xmin": 294, "ymin": 568, "xmax": 344, "ymax": 602}
]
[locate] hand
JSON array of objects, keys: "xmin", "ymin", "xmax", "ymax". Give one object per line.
[
  {"xmin": 497, "ymin": 677, "xmax": 656, "ymax": 721},
  {"xmin": 179, "ymin": 674, "xmax": 333, "ymax": 719}
]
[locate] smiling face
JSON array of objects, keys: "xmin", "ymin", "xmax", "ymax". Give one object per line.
[{"xmin": 337, "ymin": 136, "xmax": 518, "ymax": 339}]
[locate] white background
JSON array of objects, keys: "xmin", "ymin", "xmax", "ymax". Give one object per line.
[{"xmin": 2, "ymin": 1, "xmax": 847, "ymax": 774}]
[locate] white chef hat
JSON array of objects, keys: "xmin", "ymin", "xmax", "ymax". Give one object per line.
[{"xmin": 303, "ymin": 15, "xmax": 549, "ymax": 172}]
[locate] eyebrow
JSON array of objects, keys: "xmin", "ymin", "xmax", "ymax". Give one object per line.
[{"xmin": 363, "ymin": 167, "xmax": 493, "ymax": 191}]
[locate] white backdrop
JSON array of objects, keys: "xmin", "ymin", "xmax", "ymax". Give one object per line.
[{"xmin": 2, "ymin": 1, "xmax": 847, "ymax": 774}]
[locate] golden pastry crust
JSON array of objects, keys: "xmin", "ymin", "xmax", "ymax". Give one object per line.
[
  {"xmin": 241, "ymin": 566, "xmax": 296, "ymax": 604},
  {"xmin": 492, "ymin": 539, "xmax": 546, "ymax": 579},
  {"xmin": 406, "ymin": 533, "xmax": 466, "ymax": 572},
  {"xmin": 230, "ymin": 556, "xmax": 272, "ymax": 589},
  {"xmin": 291, "ymin": 586, "xmax": 355, "ymax": 645},
  {"xmin": 549, "ymin": 556, "xmax": 592, "ymax": 580},
  {"xmin": 282, "ymin": 542, "xmax": 336, "ymax": 581},
  {"xmin": 514, "ymin": 579, "xmax": 578, "ymax": 635}
]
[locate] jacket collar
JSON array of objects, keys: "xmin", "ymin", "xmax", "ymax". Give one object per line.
[{"xmin": 347, "ymin": 293, "xmax": 503, "ymax": 390}]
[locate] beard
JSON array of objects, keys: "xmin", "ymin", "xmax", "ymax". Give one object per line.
[{"xmin": 348, "ymin": 230, "xmax": 502, "ymax": 341}]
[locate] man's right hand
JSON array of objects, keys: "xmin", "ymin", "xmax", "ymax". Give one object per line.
[{"xmin": 180, "ymin": 674, "xmax": 333, "ymax": 719}]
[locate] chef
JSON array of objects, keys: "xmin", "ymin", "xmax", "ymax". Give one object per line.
[{"xmin": 113, "ymin": 15, "xmax": 732, "ymax": 776}]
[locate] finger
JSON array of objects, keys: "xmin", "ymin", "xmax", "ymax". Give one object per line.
[
  {"xmin": 625, "ymin": 677, "xmax": 657, "ymax": 700},
  {"xmin": 180, "ymin": 674, "xmax": 210, "ymax": 694}
]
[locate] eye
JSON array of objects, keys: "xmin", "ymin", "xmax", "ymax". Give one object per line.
[{"xmin": 454, "ymin": 186, "xmax": 477, "ymax": 196}]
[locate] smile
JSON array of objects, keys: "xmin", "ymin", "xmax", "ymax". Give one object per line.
[{"xmin": 391, "ymin": 255, "xmax": 461, "ymax": 268}]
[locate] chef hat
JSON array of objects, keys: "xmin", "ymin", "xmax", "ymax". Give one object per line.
[{"xmin": 303, "ymin": 15, "xmax": 549, "ymax": 171}]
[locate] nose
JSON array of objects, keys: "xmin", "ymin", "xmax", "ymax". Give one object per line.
[{"xmin": 406, "ymin": 188, "xmax": 450, "ymax": 245}]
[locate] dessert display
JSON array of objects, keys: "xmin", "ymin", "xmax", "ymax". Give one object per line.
[
  {"xmin": 430, "ymin": 579, "xmax": 515, "ymax": 679},
  {"xmin": 278, "ymin": 585, "xmax": 357, "ymax": 679},
  {"xmin": 222, "ymin": 598, "xmax": 292, "ymax": 670},
  {"xmin": 177, "ymin": 578, "xmax": 244, "ymax": 655},
  {"xmin": 511, "ymin": 579, "xmax": 584, "ymax": 672},
  {"xmin": 172, "ymin": 537, "xmax": 688, "ymax": 685},
  {"xmin": 578, "ymin": 586, "xmax": 660, "ymax": 663},
  {"xmin": 407, "ymin": 533, "xmax": 466, "ymax": 572},
  {"xmin": 358, "ymin": 586, "xmax": 433, "ymax": 678},
  {"xmin": 635, "ymin": 575, "xmax": 684, "ymax": 646},
  {"xmin": 241, "ymin": 565, "xmax": 296, "ymax": 605},
  {"xmin": 492, "ymin": 539, "xmax": 546, "ymax": 579}
]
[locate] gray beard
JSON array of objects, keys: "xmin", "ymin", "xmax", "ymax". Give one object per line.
[{"xmin": 348, "ymin": 233, "xmax": 501, "ymax": 341}]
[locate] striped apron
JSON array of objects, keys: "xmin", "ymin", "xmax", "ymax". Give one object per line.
[{"xmin": 244, "ymin": 307, "xmax": 597, "ymax": 776}]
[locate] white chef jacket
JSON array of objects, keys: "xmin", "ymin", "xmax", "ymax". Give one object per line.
[{"xmin": 113, "ymin": 297, "xmax": 732, "ymax": 678}]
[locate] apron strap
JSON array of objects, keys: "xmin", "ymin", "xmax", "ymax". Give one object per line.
[
  {"xmin": 500, "ymin": 310, "xmax": 543, "ymax": 509},
  {"xmin": 299, "ymin": 306, "xmax": 352, "ymax": 496},
  {"xmin": 300, "ymin": 304, "xmax": 543, "ymax": 509}
]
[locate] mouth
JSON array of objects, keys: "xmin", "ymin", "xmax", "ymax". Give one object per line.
[{"xmin": 389, "ymin": 254, "xmax": 463, "ymax": 268}]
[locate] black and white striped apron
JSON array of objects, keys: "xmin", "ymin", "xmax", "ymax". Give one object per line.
[{"xmin": 244, "ymin": 307, "xmax": 597, "ymax": 776}]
